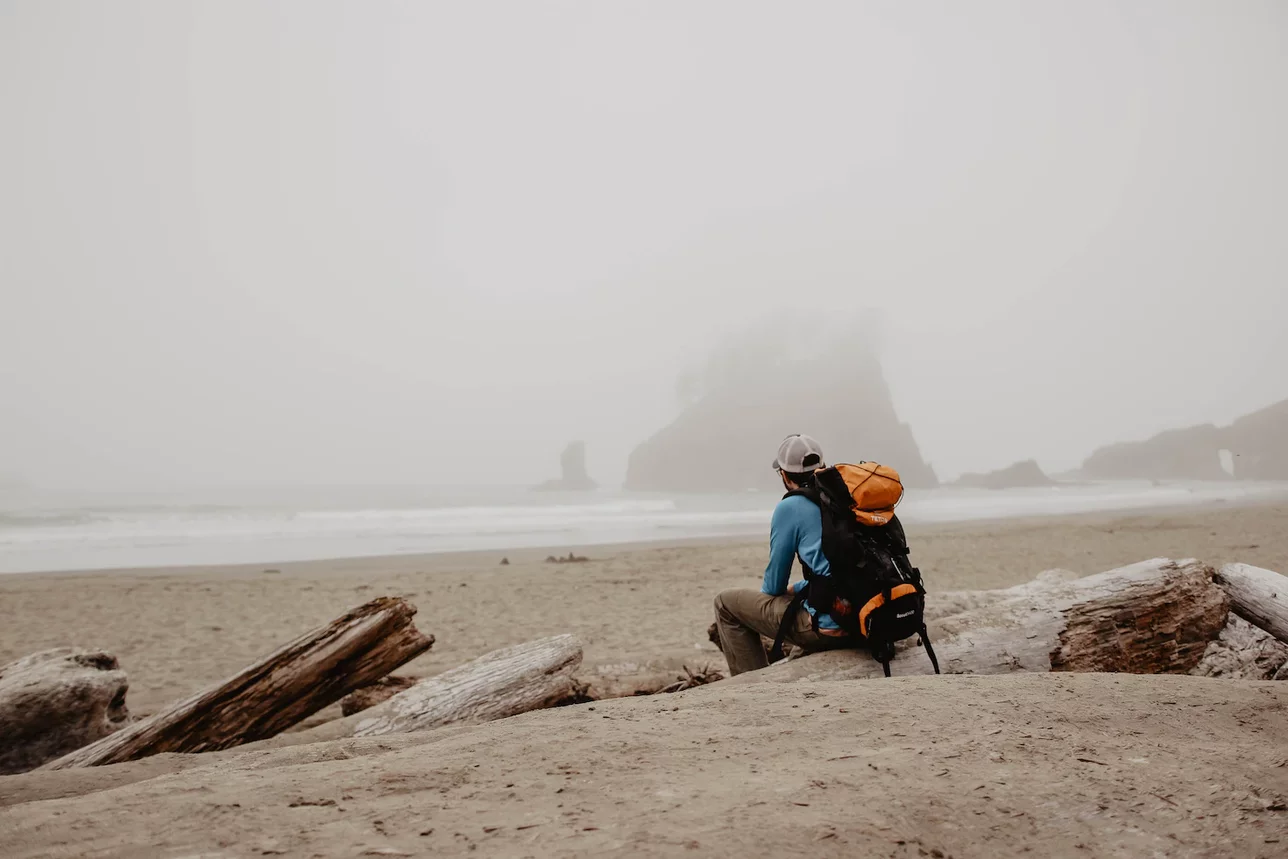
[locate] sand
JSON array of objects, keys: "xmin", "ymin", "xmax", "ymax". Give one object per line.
[
  {"xmin": 2, "ymin": 502, "xmax": 1287, "ymax": 856},
  {"xmin": 3, "ymin": 675, "xmax": 1286, "ymax": 857},
  {"xmin": 2, "ymin": 502, "xmax": 1284, "ymax": 715}
]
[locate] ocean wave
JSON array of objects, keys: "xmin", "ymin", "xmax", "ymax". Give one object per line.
[
  {"xmin": 4, "ymin": 481, "xmax": 1287, "ymax": 574},
  {"xmin": 297, "ymin": 499, "xmax": 679, "ymax": 521},
  {"xmin": 0, "ymin": 511, "xmax": 97, "ymax": 528},
  {"xmin": 0, "ymin": 497, "xmax": 697, "ymax": 549}
]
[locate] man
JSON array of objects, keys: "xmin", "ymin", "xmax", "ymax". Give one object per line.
[{"xmin": 713, "ymin": 434, "xmax": 854, "ymax": 675}]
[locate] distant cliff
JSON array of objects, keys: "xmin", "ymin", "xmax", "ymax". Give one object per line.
[
  {"xmin": 535, "ymin": 441, "xmax": 597, "ymax": 491},
  {"xmin": 1082, "ymin": 425, "xmax": 1229, "ymax": 481},
  {"xmin": 1079, "ymin": 398, "xmax": 1288, "ymax": 481},
  {"xmin": 624, "ymin": 343, "xmax": 936, "ymax": 492},
  {"xmin": 1226, "ymin": 399, "xmax": 1288, "ymax": 480}
]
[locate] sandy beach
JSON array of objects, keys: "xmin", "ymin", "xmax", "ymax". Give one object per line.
[
  {"xmin": 2, "ymin": 501, "xmax": 1286, "ymax": 717},
  {"xmin": 3, "ymin": 673, "xmax": 1284, "ymax": 858},
  {"xmin": 2, "ymin": 501, "xmax": 1287, "ymax": 857}
]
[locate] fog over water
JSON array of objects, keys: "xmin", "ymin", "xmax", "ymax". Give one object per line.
[{"xmin": 3, "ymin": 1, "xmax": 1286, "ymax": 495}]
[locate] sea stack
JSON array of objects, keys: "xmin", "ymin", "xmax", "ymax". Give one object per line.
[
  {"xmin": 951, "ymin": 459, "xmax": 1056, "ymax": 490},
  {"xmin": 535, "ymin": 441, "xmax": 597, "ymax": 491},
  {"xmin": 624, "ymin": 342, "xmax": 936, "ymax": 492}
]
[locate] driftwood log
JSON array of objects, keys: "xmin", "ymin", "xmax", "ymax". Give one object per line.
[
  {"xmin": 577, "ymin": 651, "xmax": 729, "ymax": 699},
  {"xmin": 353, "ymin": 634, "xmax": 583, "ymax": 737},
  {"xmin": 1215, "ymin": 563, "xmax": 1288, "ymax": 645},
  {"xmin": 0, "ymin": 649, "xmax": 131, "ymax": 774},
  {"xmin": 47, "ymin": 597, "xmax": 432, "ymax": 769},
  {"xmin": 730, "ymin": 558, "xmax": 1229, "ymax": 683},
  {"xmin": 255, "ymin": 634, "xmax": 586, "ymax": 748},
  {"xmin": 340, "ymin": 675, "xmax": 419, "ymax": 716},
  {"xmin": 706, "ymin": 569, "xmax": 1086, "ymax": 660},
  {"xmin": 1191, "ymin": 615, "xmax": 1288, "ymax": 680}
]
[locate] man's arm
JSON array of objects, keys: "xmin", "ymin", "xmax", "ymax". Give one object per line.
[{"xmin": 760, "ymin": 500, "xmax": 799, "ymax": 596}]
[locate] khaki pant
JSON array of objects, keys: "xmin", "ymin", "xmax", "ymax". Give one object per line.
[{"xmin": 713, "ymin": 588, "xmax": 854, "ymax": 676}]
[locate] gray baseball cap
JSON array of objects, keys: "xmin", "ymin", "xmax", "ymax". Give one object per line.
[{"xmin": 772, "ymin": 434, "xmax": 825, "ymax": 474}]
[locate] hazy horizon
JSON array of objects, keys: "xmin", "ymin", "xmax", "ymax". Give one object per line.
[{"xmin": 4, "ymin": 1, "xmax": 1286, "ymax": 493}]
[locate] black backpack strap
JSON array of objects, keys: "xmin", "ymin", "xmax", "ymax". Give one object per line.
[
  {"xmin": 920, "ymin": 624, "xmax": 941, "ymax": 675},
  {"xmin": 769, "ymin": 587, "xmax": 808, "ymax": 663}
]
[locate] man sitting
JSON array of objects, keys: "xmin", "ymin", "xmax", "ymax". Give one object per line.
[{"xmin": 712, "ymin": 434, "xmax": 853, "ymax": 675}]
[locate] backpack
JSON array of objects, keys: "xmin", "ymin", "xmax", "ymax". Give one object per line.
[{"xmin": 771, "ymin": 462, "xmax": 940, "ymax": 677}]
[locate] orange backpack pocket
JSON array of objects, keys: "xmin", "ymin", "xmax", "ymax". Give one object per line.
[{"xmin": 833, "ymin": 462, "xmax": 904, "ymax": 525}]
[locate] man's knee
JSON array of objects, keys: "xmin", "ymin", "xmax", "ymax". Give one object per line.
[
  {"xmin": 715, "ymin": 588, "xmax": 757, "ymax": 624},
  {"xmin": 714, "ymin": 589, "xmax": 733, "ymax": 620},
  {"xmin": 715, "ymin": 588, "xmax": 768, "ymax": 629}
]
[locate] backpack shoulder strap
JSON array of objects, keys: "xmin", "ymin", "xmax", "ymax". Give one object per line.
[
  {"xmin": 783, "ymin": 486, "xmax": 820, "ymax": 505},
  {"xmin": 768, "ymin": 587, "xmax": 810, "ymax": 664}
]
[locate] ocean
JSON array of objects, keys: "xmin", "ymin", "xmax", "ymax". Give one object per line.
[{"xmin": 2, "ymin": 480, "xmax": 1286, "ymax": 575}]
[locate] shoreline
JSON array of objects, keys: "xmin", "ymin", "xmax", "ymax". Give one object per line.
[
  {"xmin": 3, "ymin": 490, "xmax": 1284, "ymax": 582},
  {"xmin": 4, "ymin": 480, "xmax": 1287, "ymax": 578}
]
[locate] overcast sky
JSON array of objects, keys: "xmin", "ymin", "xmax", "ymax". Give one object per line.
[{"xmin": 2, "ymin": 1, "xmax": 1285, "ymax": 490}]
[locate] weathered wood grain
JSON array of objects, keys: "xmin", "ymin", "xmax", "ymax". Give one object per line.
[
  {"xmin": 1215, "ymin": 563, "xmax": 1288, "ymax": 645},
  {"xmin": 47, "ymin": 597, "xmax": 432, "ymax": 769}
]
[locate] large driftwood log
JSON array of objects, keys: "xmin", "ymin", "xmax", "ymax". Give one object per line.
[
  {"xmin": 352, "ymin": 634, "xmax": 583, "ymax": 737},
  {"xmin": 731, "ymin": 558, "xmax": 1229, "ymax": 683},
  {"xmin": 705, "ymin": 569, "xmax": 1084, "ymax": 659},
  {"xmin": 0, "ymin": 649, "xmax": 131, "ymax": 774},
  {"xmin": 934, "ymin": 566, "xmax": 1286, "ymax": 680},
  {"xmin": 925, "ymin": 568, "xmax": 1083, "ymax": 620},
  {"xmin": 1214, "ymin": 563, "xmax": 1288, "ymax": 645},
  {"xmin": 46, "ymin": 597, "xmax": 432, "ymax": 769}
]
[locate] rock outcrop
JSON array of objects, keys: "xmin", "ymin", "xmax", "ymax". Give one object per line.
[
  {"xmin": 952, "ymin": 459, "xmax": 1055, "ymax": 490},
  {"xmin": 1078, "ymin": 398, "xmax": 1288, "ymax": 482},
  {"xmin": 535, "ymin": 441, "xmax": 597, "ymax": 491},
  {"xmin": 1225, "ymin": 398, "xmax": 1288, "ymax": 480},
  {"xmin": 625, "ymin": 343, "xmax": 936, "ymax": 491},
  {"xmin": 0, "ymin": 648, "xmax": 130, "ymax": 774}
]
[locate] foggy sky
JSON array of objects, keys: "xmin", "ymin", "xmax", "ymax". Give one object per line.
[{"xmin": 3, "ymin": 1, "xmax": 1286, "ymax": 491}]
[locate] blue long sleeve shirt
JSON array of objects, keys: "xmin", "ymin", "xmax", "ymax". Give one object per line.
[{"xmin": 761, "ymin": 494, "xmax": 840, "ymax": 630}]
